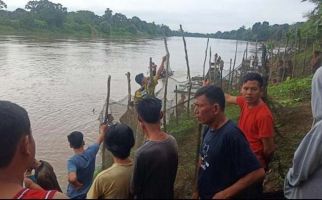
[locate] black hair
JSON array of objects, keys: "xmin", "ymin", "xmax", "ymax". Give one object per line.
[
  {"xmin": 242, "ymin": 72, "xmax": 263, "ymax": 88},
  {"xmin": 0, "ymin": 101, "xmax": 31, "ymax": 168},
  {"xmin": 105, "ymin": 123, "xmax": 135, "ymax": 159},
  {"xmin": 67, "ymin": 131, "xmax": 84, "ymax": 149},
  {"xmin": 194, "ymin": 85, "xmax": 225, "ymax": 111},
  {"xmin": 136, "ymin": 97, "xmax": 162, "ymax": 123}
]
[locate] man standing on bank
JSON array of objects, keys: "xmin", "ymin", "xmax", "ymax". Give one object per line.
[
  {"xmin": 131, "ymin": 97, "xmax": 178, "ymax": 199},
  {"xmin": 194, "ymin": 85, "xmax": 265, "ymax": 199},
  {"xmin": 225, "ymin": 72, "xmax": 275, "ymax": 170}
]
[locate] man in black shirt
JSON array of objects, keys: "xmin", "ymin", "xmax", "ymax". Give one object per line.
[
  {"xmin": 194, "ymin": 85, "xmax": 265, "ymax": 199},
  {"xmin": 131, "ymin": 97, "xmax": 178, "ymax": 199}
]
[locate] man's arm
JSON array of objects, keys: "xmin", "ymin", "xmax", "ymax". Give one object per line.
[
  {"xmin": 68, "ymin": 172, "xmax": 83, "ymax": 189},
  {"xmin": 155, "ymin": 56, "xmax": 167, "ymax": 80},
  {"xmin": 213, "ymin": 168, "xmax": 265, "ymax": 199},
  {"xmin": 261, "ymin": 137, "xmax": 275, "ymax": 165},
  {"xmin": 225, "ymin": 93, "xmax": 238, "ymax": 104},
  {"xmin": 97, "ymin": 124, "xmax": 107, "ymax": 145}
]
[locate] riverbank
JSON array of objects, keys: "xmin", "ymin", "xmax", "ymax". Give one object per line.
[{"xmin": 167, "ymin": 75, "xmax": 313, "ymax": 198}]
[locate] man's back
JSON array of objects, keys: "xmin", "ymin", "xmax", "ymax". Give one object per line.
[
  {"xmin": 67, "ymin": 143, "xmax": 99, "ymax": 199},
  {"xmin": 87, "ymin": 162, "xmax": 133, "ymax": 199},
  {"xmin": 132, "ymin": 135, "xmax": 178, "ymax": 199}
]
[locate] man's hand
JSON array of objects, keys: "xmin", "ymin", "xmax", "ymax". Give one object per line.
[
  {"xmin": 97, "ymin": 124, "xmax": 108, "ymax": 144},
  {"xmin": 24, "ymin": 177, "xmax": 44, "ymax": 190},
  {"xmin": 212, "ymin": 191, "xmax": 228, "ymax": 199},
  {"xmin": 202, "ymin": 79, "xmax": 210, "ymax": 87},
  {"xmin": 162, "ymin": 55, "xmax": 167, "ymax": 62}
]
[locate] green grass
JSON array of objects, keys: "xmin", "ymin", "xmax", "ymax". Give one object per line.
[{"xmin": 268, "ymin": 76, "xmax": 312, "ymax": 106}]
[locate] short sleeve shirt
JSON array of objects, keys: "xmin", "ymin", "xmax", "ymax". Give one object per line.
[
  {"xmin": 134, "ymin": 76, "xmax": 158, "ymax": 103},
  {"xmin": 236, "ymin": 96, "xmax": 274, "ymax": 167},
  {"xmin": 198, "ymin": 120, "xmax": 261, "ymax": 199},
  {"xmin": 67, "ymin": 143, "xmax": 99, "ymax": 199},
  {"xmin": 87, "ymin": 162, "xmax": 133, "ymax": 199}
]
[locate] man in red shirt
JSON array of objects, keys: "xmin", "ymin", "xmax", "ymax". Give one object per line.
[
  {"xmin": 0, "ymin": 101, "xmax": 67, "ymax": 199},
  {"xmin": 225, "ymin": 72, "xmax": 275, "ymax": 170}
]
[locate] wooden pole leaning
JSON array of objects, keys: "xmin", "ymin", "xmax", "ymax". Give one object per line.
[
  {"xmin": 163, "ymin": 37, "xmax": 170, "ymax": 132},
  {"xmin": 102, "ymin": 75, "xmax": 111, "ymax": 170},
  {"xmin": 180, "ymin": 25, "xmax": 192, "ymax": 117}
]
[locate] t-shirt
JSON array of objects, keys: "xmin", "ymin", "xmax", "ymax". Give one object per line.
[
  {"xmin": 134, "ymin": 76, "xmax": 158, "ymax": 103},
  {"xmin": 14, "ymin": 188, "xmax": 57, "ymax": 199},
  {"xmin": 198, "ymin": 120, "xmax": 261, "ymax": 199},
  {"xmin": 67, "ymin": 143, "xmax": 100, "ymax": 199},
  {"xmin": 87, "ymin": 161, "xmax": 133, "ymax": 199},
  {"xmin": 236, "ymin": 96, "xmax": 274, "ymax": 168},
  {"xmin": 131, "ymin": 135, "xmax": 178, "ymax": 199}
]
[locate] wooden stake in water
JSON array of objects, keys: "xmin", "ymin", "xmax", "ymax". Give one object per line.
[
  {"xmin": 202, "ymin": 38, "xmax": 210, "ymax": 80},
  {"xmin": 180, "ymin": 25, "xmax": 192, "ymax": 117},
  {"xmin": 102, "ymin": 75, "xmax": 111, "ymax": 170},
  {"xmin": 163, "ymin": 37, "xmax": 170, "ymax": 131},
  {"xmin": 126, "ymin": 72, "xmax": 131, "ymax": 109},
  {"xmin": 230, "ymin": 40, "xmax": 238, "ymax": 90}
]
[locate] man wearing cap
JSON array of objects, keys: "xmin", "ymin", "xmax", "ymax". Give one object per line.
[{"xmin": 134, "ymin": 56, "xmax": 167, "ymax": 103}]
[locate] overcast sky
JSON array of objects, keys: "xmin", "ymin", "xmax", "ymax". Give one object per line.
[{"xmin": 5, "ymin": 0, "xmax": 315, "ymax": 33}]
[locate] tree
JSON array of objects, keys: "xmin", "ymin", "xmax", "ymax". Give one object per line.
[
  {"xmin": 0, "ymin": 0, "xmax": 7, "ymax": 9},
  {"xmin": 25, "ymin": 0, "xmax": 67, "ymax": 27}
]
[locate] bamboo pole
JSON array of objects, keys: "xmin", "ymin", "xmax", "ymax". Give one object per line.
[
  {"xmin": 102, "ymin": 75, "xmax": 111, "ymax": 170},
  {"xmin": 149, "ymin": 57, "xmax": 153, "ymax": 80},
  {"xmin": 302, "ymin": 35, "xmax": 308, "ymax": 75},
  {"xmin": 163, "ymin": 37, "xmax": 170, "ymax": 132},
  {"xmin": 209, "ymin": 47, "xmax": 212, "ymax": 82},
  {"xmin": 202, "ymin": 38, "xmax": 210, "ymax": 80},
  {"xmin": 180, "ymin": 25, "xmax": 192, "ymax": 117},
  {"xmin": 230, "ymin": 40, "xmax": 238, "ymax": 90},
  {"xmin": 175, "ymin": 85, "xmax": 178, "ymax": 125},
  {"xmin": 227, "ymin": 58, "xmax": 232, "ymax": 92},
  {"xmin": 126, "ymin": 72, "xmax": 131, "ymax": 110}
]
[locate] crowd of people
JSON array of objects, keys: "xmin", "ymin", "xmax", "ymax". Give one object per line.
[{"xmin": 0, "ymin": 62, "xmax": 322, "ymax": 199}]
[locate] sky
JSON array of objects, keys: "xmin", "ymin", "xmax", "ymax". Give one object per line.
[{"xmin": 5, "ymin": 0, "xmax": 316, "ymax": 33}]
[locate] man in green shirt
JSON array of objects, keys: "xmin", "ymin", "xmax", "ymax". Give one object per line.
[
  {"xmin": 87, "ymin": 123, "xmax": 135, "ymax": 199},
  {"xmin": 134, "ymin": 56, "xmax": 167, "ymax": 103}
]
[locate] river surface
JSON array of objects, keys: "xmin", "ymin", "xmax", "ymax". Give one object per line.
[{"xmin": 0, "ymin": 35, "xmax": 256, "ymax": 191}]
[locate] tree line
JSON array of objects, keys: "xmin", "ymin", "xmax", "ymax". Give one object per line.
[
  {"xmin": 0, "ymin": 0, "xmax": 172, "ymax": 37},
  {"xmin": 0, "ymin": 0, "xmax": 320, "ymax": 45}
]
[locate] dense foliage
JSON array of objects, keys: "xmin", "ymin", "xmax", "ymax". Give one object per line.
[
  {"xmin": 0, "ymin": 0, "xmax": 320, "ymax": 44},
  {"xmin": 0, "ymin": 0, "xmax": 171, "ymax": 36}
]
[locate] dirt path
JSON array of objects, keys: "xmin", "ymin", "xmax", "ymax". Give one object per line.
[{"xmin": 264, "ymin": 101, "xmax": 312, "ymax": 193}]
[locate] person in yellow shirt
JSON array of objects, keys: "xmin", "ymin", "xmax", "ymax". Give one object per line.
[
  {"xmin": 134, "ymin": 56, "xmax": 167, "ymax": 103},
  {"xmin": 87, "ymin": 123, "xmax": 135, "ymax": 199}
]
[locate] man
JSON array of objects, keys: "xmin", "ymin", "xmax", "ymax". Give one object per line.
[
  {"xmin": 194, "ymin": 86, "xmax": 265, "ymax": 199},
  {"xmin": 66, "ymin": 128, "xmax": 104, "ymax": 199},
  {"xmin": 225, "ymin": 72, "xmax": 275, "ymax": 170},
  {"xmin": 0, "ymin": 101, "xmax": 67, "ymax": 199},
  {"xmin": 87, "ymin": 123, "xmax": 135, "ymax": 199},
  {"xmin": 26, "ymin": 159, "xmax": 62, "ymax": 192},
  {"xmin": 284, "ymin": 67, "xmax": 322, "ymax": 198},
  {"xmin": 132, "ymin": 97, "xmax": 178, "ymax": 199},
  {"xmin": 134, "ymin": 56, "xmax": 167, "ymax": 103}
]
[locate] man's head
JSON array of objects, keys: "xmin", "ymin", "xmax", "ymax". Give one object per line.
[
  {"xmin": 194, "ymin": 85, "xmax": 225, "ymax": 125},
  {"xmin": 241, "ymin": 72, "xmax": 263, "ymax": 105},
  {"xmin": 0, "ymin": 101, "xmax": 35, "ymax": 169},
  {"xmin": 136, "ymin": 97, "xmax": 163, "ymax": 125},
  {"xmin": 104, "ymin": 123, "xmax": 135, "ymax": 159},
  {"xmin": 135, "ymin": 73, "xmax": 147, "ymax": 86},
  {"xmin": 67, "ymin": 131, "xmax": 84, "ymax": 149}
]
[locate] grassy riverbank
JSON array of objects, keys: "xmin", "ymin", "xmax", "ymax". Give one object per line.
[{"xmin": 167, "ymin": 75, "xmax": 313, "ymax": 198}]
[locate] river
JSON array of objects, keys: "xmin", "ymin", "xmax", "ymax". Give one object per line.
[{"xmin": 0, "ymin": 35, "xmax": 256, "ymax": 191}]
